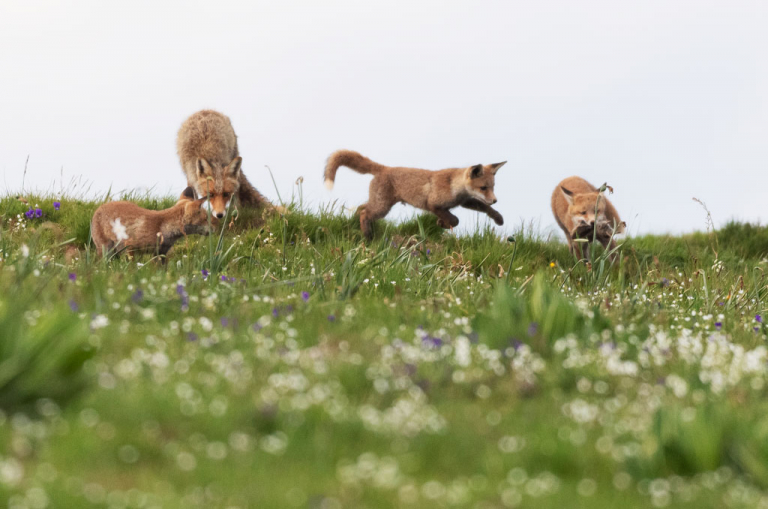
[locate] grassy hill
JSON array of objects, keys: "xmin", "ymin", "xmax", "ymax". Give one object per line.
[{"xmin": 2, "ymin": 193, "xmax": 768, "ymax": 508}]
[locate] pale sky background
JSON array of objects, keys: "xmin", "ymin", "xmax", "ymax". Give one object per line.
[{"xmin": 1, "ymin": 0, "xmax": 766, "ymax": 237}]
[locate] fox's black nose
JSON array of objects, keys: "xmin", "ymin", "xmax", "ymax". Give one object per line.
[
  {"xmin": 216, "ymin": 212, "xmax": 224, "ymax": 219},
  {"xmin": 492, "ymin": 199, "xmax": 498, "ymax": 204},
  {"xmin": 589, "ymin": 220, "xmax": 595, "ymax": 226}
]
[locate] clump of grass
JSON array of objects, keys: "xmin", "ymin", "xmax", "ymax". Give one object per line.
[
  {"xmin": 0, "ymin": 282, "xmax": 94, "ymax": 412},
  {"xmin": 474, "ymin": 273, "xmax": 610, "ymax": 354}
]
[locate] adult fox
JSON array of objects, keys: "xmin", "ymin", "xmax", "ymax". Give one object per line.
[
  {"xmin": 551, "ymin": 176, "xmax": 625, "ymax": 260},
  {"xmin": 177, "ymin": 110, "xmax": 271, "ymax": 218},
  {"xmin": 324, "ymin": 150, "xmax": 505, "ymax": 239}
]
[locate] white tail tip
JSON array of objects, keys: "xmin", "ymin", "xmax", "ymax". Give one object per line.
[{"xmin": 324, "ymin": 179, "xmax": 334, "ymax": 190}]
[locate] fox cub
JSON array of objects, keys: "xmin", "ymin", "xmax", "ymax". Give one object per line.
[
  {"xmin": 177, "ymin": 109, "xmax": 271, "ymax": 218},
  {"xmin": 324, "ymin": 150, "xmax": 506, "ymax": 239},
  {"xmin": 551, "ymin": 176, "xmax": 625, "ymax": 259},
  {"xmin": 91, "ymin": 187, "xmax": 213, "ymax": 258}
]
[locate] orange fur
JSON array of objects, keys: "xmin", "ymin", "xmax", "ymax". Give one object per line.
[
  {"xmin": 176, "ymin": 110, "xmax": 270, "ymax": 217},
  {"xmin": 325, "ymin": 150, "xmax": 506, "ymax": 239},
  {"xmin": 91, "ymin": 187, "xmax": 214, "ymax": 259},
  {"xmin": 551, "ymin": 176, "xmax": 625, "ymax": 259}
]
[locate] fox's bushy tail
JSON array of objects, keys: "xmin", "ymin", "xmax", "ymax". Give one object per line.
[{"xmin": 324, "ymin": 150, "xmax": 387, "ymax": 189}]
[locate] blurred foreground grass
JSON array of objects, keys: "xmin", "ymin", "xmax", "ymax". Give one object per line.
[{"xmin": 2, "ymin": 192, "xmax": 768, "ymax": 508}]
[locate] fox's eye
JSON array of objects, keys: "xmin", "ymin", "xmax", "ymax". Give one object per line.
[
  {"xmin": 480, "ymin": 186, "xmax": 488, "ymax": 191},
  {"xmin": 580, "ymin": 211, "xmax": 587, "ymax": 215}
]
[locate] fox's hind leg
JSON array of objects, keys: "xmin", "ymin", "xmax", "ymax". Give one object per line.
[
  {"xmin": 359, "ymin": 178, "xmax": 396, "ymax": 240},
  {"xmin": 359, "ymin": 201, "xmax": 394, "ymax": 240}
]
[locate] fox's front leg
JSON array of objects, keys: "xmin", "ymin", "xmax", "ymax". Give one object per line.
[
  {"xmin": 432, "ymin": 209, "xmax": 459, "ymax": 229},
  {"xmin": 461, "ymin": 199, "xmax": 503, "ymax": 225}
]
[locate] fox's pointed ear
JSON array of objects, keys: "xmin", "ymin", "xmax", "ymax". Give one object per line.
[
  {"xmin": 490, "ymin": 161, "xmax": 506, "ymax": 173},
  {"xmin": 180, "ymin": 186, "xmax": 196, "ymax": 201},
  {"xmin": 227, "ymin": 157, "xmax": 242, "ymax": 178},
  {"xmin": 560, "ymin": 186, "xmax": 574, "ymax": 205},
  {"xmin": 469, "ymin": 164, "xmax": 483, "ymax": 179},
  {"xmin": 196, "ymin": 158, "xmax": 212, "ymax": 177}
]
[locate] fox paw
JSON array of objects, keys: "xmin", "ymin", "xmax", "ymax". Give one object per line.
[
  {"xmin": 491, "ymin": 213, "xmax": 504, "ymax": 226},
  {"xmin": 437, "ymin": 218, "xmax": 460, "ymax": 229}
]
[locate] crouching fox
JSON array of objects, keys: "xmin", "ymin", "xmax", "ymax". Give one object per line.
[
  {"xmin": 551, "ymin": 176, "xmax": 625, "ymax": 259},
  {"xmin": 91, "ymin": 187, "xmax": 213, "ymax": 258},
  {"xmin": 177, "ymin": 109, "xmax": 271, "ymax": 218},
  {"xmin": 324, "ymin": 150, "xmax": 506, "ymax": 239}
]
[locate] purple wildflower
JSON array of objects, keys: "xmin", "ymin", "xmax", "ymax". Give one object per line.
[
  {"xmin": 131, "ymin": 289, "xmax": 143, "ymax": 303},
  {"xmin": 426, "ymin": 249, "xmax": 431, "ymax": 255},
  {"xmin": 715, "ymin": 322, "xmax": 722, "ymax": 330},
  {"xmin": 511, "ymin": 338, "xmax": 524, "ymax": 351},
  {"xmin": 35, "ymin": 208, "xmax": 43, "ymax": 218},
  {"xmin": 201, "ymin": 268, "xmax": 209, "ymax": 280},
  {"xmin": 755, "ymin": 327, "xmax": 761, "ymax": 333},
  {"xmin": 221, "ymin": 275, "xmax": 228, "ymax": 282},
  {"xmin": 68, "ymin": 272, "xmax": 76, "ymax": 282},
  {"xmin": 422, "ymin": 335, "xmax": 443, "ymax": 348},
  {"xmin": 272, "ymin": 308, "xmax": 279, "ymax": 318},
  {"xmin": 53, "ymin": 201, "xmax": 61, "ymax": 211},
  {"xmin": 660, "ymin": 278, "xmax": 670, "ymax": 288},
  {"xmin": 221, "ymin": 317, "xmax": 229, "ymax": 328},
  {"xmin": 187, "ymin": 332, "xmax": 199, "ymax": 342},
  {"xmin": 68, "ymin": 300, "xmax": 79, "ymax": 312},
  {"xmin": 252, "ymin": 323, "xmax": 263, "ymax": 332},
  {"xmin": 757, "ymin": 314, "xmax": 763, "ymax": 323},
  {"xmin": 527, "ymin": 322, "xmax": 538, "ymax": 337},
  {"xmin": 25, "ymin": 209, "xmax": 34, "ymax": 219},
  {"xmin": 301, "ymin": 291, "xmax": 310, "ymax": 302},
  {"xmin": 327, "ymin": 315, "xmax": 336, "ymax": 322},
  {"xmin": 176, "ymin": 284, "xmax": 189, "ymax": 311}
]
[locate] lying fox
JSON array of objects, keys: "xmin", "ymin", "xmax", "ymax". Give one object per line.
[
  {"xmin": 177, "ymin": 109, "xmax": 271, "ymax": 218},
  {"xmin": 551, "ymin": 176, "xmax": 625, "ymax": 259},
  {"xmin": 324, "ymin": 150, "xmax": 506, "ymax": 239},
  {"xmin": 91, "ymin": 187, "xmax": 213, "ymax": 258}
]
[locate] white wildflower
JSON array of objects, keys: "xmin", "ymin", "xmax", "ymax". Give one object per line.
[{"xmin": 90, "ymin": 315, "xmax": 109, "ymax": 330}]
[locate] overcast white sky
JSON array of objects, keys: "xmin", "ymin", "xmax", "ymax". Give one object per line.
[{"xmin": 1, "ymin": 0, "xmax": 766, "ymax": 236}]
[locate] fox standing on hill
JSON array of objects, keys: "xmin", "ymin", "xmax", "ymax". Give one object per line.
[
  {"xmin": 177, "ymin": 110, "xmax": 270, "ymax": 218},
  {"xmin": 324, "ymin": 150, "xmax": 506, "ymax": 239},
  {"xmin": 91, "ymin": 187, "xmax": 214, "ymax": 259},
  {"xmin": 551, "ymin": 176, "xmax": 625, "ymax": 260}
]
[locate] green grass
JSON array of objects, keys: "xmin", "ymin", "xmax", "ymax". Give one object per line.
[{"xmin": 2, "ymin": 192, "xmax": 768, "ymax": 508}]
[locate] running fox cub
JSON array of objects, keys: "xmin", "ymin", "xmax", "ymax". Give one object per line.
[
  {"xmin": 324, "ymin": 150, "xmax": 506, "ymax": 239},
  {"xmin": 551, "ymin": 176, "xmax": 625, "ymax": 259},
  {"xmin": 91, "ymin": 187, "xmax": 213, "ymax": 258},
  {"xmin": 177, "ymin": 109, "xmax": 270, "ymax": 218}
]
